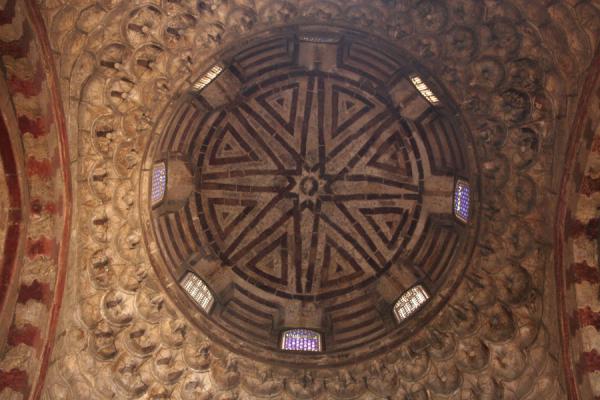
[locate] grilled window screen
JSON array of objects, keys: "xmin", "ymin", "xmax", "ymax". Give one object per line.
[
  {"xmin": 410, "ymin": 74, "xmax": 440, "ymax": 105},
  {"xmin": 193, "ymin": 64, "xmax": 224, "ymax": 92},
  {"xmin": 151, "ymin": 162, "xmax": 167, "ymax": 205},
  {"xmin": 281, "ymin": 329, "xmax": 322, "ymax": 352},
  {"xmin": 393, "ymin": 285, "xmax": 430, "ymax": 322},
  {"xmin": 453, "ymin": 179, "xmax": 471, "ymax": 223},
  {"xmin": 180, "ymin": 272, "xmax": 214, "ymax": 312}
]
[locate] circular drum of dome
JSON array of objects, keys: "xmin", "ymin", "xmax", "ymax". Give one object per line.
[{"xmin": 140, "ymin": 25, "xmax": 480, "ymax": 367}]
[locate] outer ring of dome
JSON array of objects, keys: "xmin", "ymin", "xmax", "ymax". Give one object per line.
[{"xmin": 139, "ymin": 24, "xmax": 481, "ymax": 368}]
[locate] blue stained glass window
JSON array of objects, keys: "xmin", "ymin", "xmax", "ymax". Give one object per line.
[
  {"xmin": 453, "ymin": 179, "xmax": 471, "ymax": 223},
  {"xmin": 151, "ymin": 162, "xmax": 167, "ymax": 205},
  {"xmin": 281, "ymin": 329, "xmax": 322, "ymax": 352}
]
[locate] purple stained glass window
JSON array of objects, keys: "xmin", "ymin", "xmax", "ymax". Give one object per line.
[
  {"xmin": 151, "ymin": 162, "xmax": 167, "ymax": 205},
  {"xmin": 281, "ymin": 329, "xmax": 322, "ymax": 352},
  {"xmin": 453, "ymin": 179, "xmax": 471, "ymax": 223}
]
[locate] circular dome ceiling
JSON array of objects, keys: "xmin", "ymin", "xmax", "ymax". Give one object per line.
[{"xmin": 141, "ymin": 25, "xmax": 479, "ymax": 367}]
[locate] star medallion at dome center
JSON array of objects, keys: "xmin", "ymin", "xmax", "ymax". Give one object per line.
[{"xmin": 299, "ymin": 175, "xmax": 319, "ymax": 196}]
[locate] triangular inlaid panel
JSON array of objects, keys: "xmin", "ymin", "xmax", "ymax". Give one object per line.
[
  {"xmin": 360, "ymin": 207, "xmax": 409, "ymax": 248},
  {"xmin": 247, "ymin": 233, "xmax": 289, "ymax": 285},
  {"xmin": 367, "ymin": 131, "xmax": 412, "ymax": 177},
  {"xmin": 256, "ymin": 83, "xmax": 299, "ymax": 136},
  {"xmin": 320, "ymin": 237, "xmax": 364, "ymax": 288},
  {"xmin": 331, "ymin": 85, "xmax": 373, "ymax": 138},
  {"xmin": 207, "ymin": 198, "xmax": 257, "ymax": 240},
  {"xmin": 209, "ymin": 123, "xmax": 259, "ymax": 165}
]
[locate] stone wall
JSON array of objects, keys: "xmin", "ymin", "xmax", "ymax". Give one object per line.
[
  {"xmin": 557, "ymin": 46, "xmax": 600, "ymax": 400},
  {"xmin": 0, "ymin": 0, "xmax": 71, "ymax": 398}
]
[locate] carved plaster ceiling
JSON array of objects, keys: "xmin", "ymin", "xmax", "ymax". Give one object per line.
[{"xmin": 32, "ymin": 0, "xmax": 600, "ymax": 398}]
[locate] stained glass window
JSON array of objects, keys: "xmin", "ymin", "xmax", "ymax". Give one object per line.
[
  {"xmin": 151, "ymin": 162, "xmax": 167, "ymax": 205},
  {"xmin": 410, "ymin": 74, "xmax": 440, "ymax": 105},
  {"xmin": 180, "ymin": 272, "xmax": 214, "ymax": 312},
  {"xmin": 281, "ymin": 329, "xmax": 322, "ymax": 352},
  {"xmin": 193, "ymin": 64, "xmax": 224, "ymax": 92},
  {"xmin": 453, "ymin": 179, "xmax": 471, "ymax": 223},
  {"xmin": 393, "ymin": 285, "xmax": 429, "ymax": 322}
]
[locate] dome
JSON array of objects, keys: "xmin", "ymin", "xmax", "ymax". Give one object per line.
[{"xmin": 142, "ymin": 25, "xmax": 479, "ymax": 366}]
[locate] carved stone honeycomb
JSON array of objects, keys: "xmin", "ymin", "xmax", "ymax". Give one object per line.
[{"xmin": 30, "ymin": 0, "xmax": 600, "ymax": 398}]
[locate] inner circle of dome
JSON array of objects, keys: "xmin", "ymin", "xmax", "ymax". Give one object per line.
[
  {"xmin": 142, "ymin": 25, "xmax": 479, "ymax": 366},
  {"xmin": 197, "ymin": 68, "xmax": 425, "ymax": 301}
]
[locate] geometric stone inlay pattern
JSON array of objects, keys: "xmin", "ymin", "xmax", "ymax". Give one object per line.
[
  {"xmin": 196, "ymin": 72, "xmax": 424, "ymax": 300},
  {"xmin": 149, "ymin": 28, "xmax": 476, "ymax": 363}
]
